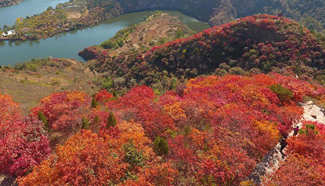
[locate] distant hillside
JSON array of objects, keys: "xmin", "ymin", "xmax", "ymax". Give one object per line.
[
  {"xmin": 80, "ymin": 11, "xmax": 198, "ymax": 94},
  {"xmin": 210, "ymin": 0, "xmax": 325, "ymax": 31},
  {"xmin": 80, "ymin": 12, "xmax": 196, "ymax": 60},
  {"xmin": 0, "ymin": 0, "xmax": 22, "ymax": 7},
  {"xmin": 118, "ymin": 0, "xmax": 216, "ymax": 22},
  {"xmin": 83, "ymin": 14, "xmax": 325, "ymax": 94},
  {"xmin": 117, "ymin": 0, "xmax": 325, "ymax": 32},
  {"xmin": 5, "ymin": 0, "xmax": 325, "ymax": 41},
  {"xmin": 0, "ymin": 58, "xmax": 99, "ymax": 112}
]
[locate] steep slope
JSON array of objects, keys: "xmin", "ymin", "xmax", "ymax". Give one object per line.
[
  {"xmin": 143, "ymin": 14, "xmax": 324, "ymax": 73},
  {"xmin": 86, "ymin": 14, "xmax": 325, "ymax": 93},
  {"xmin": 118, "ymin": 0, "xmax": 217, "ymax": 22},
  {"xmin": 249, "ymin": 101, "xmax": 325, "ymax": 185},
  {"xmin": 0, "ymin": 58, "xmax": 99, "ymax": 112},
  {"xmin": 80, "ymin": 12, "xmax": 196, "ymax": 61},
  {"xmin": 81, "ymin": 11, "xmax": 199, "ymax": 94},
  {"xmin": 0, "ymin": 74, "xmax": 323, "ymax": 185},
  {"xmin": 110, "ymin": 0, "xmax": 325, "ymax": 32}
]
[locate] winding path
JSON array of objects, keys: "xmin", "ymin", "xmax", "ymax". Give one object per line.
[{"xmin": 248, "ymin": 101, "xmax": 325, "ymax": 185}]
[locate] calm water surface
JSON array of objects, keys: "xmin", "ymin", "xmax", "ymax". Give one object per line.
[{"xmin": 0, "ymin": 3, "xmax": 210, "ymax": 66}]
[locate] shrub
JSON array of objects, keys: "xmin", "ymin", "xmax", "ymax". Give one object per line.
[
  {"xmin": 31, "ymin": 91, "xmax": 91, "ymax": 132},
  {"xmin": 106, "ymin": 112, "xmax": 117, "ymax": 128},
  {"xmin": 269, "ymin": 84, "xmax": 293, "ymax": 102},
  {"xmin": 18, "ymin": 130, "xmax": 127, "ymax": 185},
  {"xmin": 153, "ymin": 137, "xmax": 169, "ymax": 156},
  {"xmin": 123, "ymin": 143, "xmax": 144, "ymax": 168},
  {"xmin": 38, "ymin": 111, "xmax": 49, "ymax": 131},
  {"xmin": 91, "ymin": 95, "xmax": 98, "ymax": 108},
  {"xmin": 81, "ymin": 117, "xmax": 90, "ymax": 129},
  {"xmin": 101, "ymin": 77, "xmax": 114, "ymax": 90}
]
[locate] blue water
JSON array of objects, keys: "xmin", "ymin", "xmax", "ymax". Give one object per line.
[
  {"xmin": 0, "ymin": 0, "xmax": 69, "ymax": 28},
  {"xmin": 0, "ymin": 0, "xmax": 210, "ymax": 66},
  {"xmin": 0, "ymin": 12, "xmax": 154, "ymax": 65}
]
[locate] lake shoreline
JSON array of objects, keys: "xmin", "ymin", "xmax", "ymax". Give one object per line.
[
  {"xmin": 0, "ymin": 10, "xmax": 209, "ymax": 66},
  {"xmin": 0, "ymin": 0, "xmax": 23, "ymax": 8}
]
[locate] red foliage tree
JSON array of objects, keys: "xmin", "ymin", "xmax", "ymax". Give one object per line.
[
  {"xmin": 0, "ymin": 94, "xmax": 50, "ymax": 176},
  {"xmin": 31, "ymin": 91, "xmax": 91, "ymax": 132}
]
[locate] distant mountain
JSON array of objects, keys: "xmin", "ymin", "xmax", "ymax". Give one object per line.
[
  {"xmin": 210, "ymin": 0, "xmax": 325, "ymax": 31},
  {"xmin": 83, "ymin": 14, "xmax": 325, "ymax": 93},
  {"xmin": 6, "ymin": 0, "xmax": 325, "ymax": 40},
  {"xmin": 117, "ymin": 0, "xmax": 325, "ymax": 31}
]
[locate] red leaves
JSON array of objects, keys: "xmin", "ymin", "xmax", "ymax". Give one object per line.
[
  {"xmin": 106, "ymin": 86, "xmax": 175, "ymax": 138},
  {"xmin": 31, "ymin": 91, "xmax": 91, "ymax": 131},
  {"xmin": 267, "ymin": 121, "xmax": 325, "ymax": 185},
  {"xmin": 19, "ymin": 130, "xmax": 128, "ymax": 185},
  {"xmin": 19, "ymin": 121, "xmax": 178, "ymax": 185},
  {"xmin": 142, "ymin": 14, "xmax": 325, "ymax": 76},
  {"xmin": 5, "ymin": 73, "xmax": 325, "ymax": 184},
  {"xmin": 197, "ymin": 146, "xmax": 255, "ymax": 185},
  {"xmin": 0, "ymin": 94, "xmax": 50, "ymax": 176},
  {"xmin": 94, "ymin": 89, "xmax": 113, "ymax": 103},
  {"xmin": 266, "ymin": 154, "xmax": 325, "ymax": 186},
  {"xmin": 287, "ymin": 121, "xmax": 325, "ymax": 162}
]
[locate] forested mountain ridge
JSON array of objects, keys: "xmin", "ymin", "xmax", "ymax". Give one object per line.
[
  {"xmin": 118, "ymin": 0, "xmax": 325, "ymax": 31},
  {"xmin": 81, "ymin": 14, "xmax": 325, "ymax": 94},
  {"xmin": 3, "ymin": 0, "xmax": 325, "ymax": 40},
  {"xmin": 210, "ymin": 0, "xmax": 325, "ymax": 31}
]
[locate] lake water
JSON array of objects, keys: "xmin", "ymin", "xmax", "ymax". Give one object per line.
[
  {"xmin": 0, "ymin": 1, "xmax": 210, "ymax": 66},
  {"xmin": 0, "ymin": 0, "xmax": 69, "ymax": 28}
]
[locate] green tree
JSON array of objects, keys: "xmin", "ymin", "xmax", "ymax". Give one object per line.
[{"xmin": 106, "ymin": 112, "xmax": 117, "ymax": 128}]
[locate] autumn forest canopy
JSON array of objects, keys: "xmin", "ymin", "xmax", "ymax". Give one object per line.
[
  {"xmin": 2, "ymin": 74, "xmax": 325, "ymax": 185},
  {"xmin": 1, "ymin": 0, "xmax": 325, "ymax": 186}
]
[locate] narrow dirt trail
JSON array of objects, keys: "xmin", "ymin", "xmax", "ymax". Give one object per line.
[{"xmin": 248, "ymin": 101, "xmax": 325, "ymax": 185}]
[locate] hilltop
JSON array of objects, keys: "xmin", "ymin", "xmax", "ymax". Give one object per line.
[
  {"xmin": 80, "ymin": 11, "xmax": 198, "ymax": 94},
  {"xmin": 82, "ymin": 14, "xmax": 325, "ymax": 94},
  {"xmin": 118, "ymin": 0, "xmax": 325, "ymax": 32}
]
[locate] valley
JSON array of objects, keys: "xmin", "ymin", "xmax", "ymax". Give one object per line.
[
  {"xmin": 0, "ymin": 1, "xmax": 325, "ymax": 186},
  {"xmin": 0, "ymin": 11, "xmax": 209, "ymax": 65}
]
